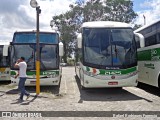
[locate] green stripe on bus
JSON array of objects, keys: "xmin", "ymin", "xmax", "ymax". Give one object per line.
[
  {"xmin": 86, "ymin": 66, "xmax": 90, "ymax": 71},
  {"xmin": 138, "ymin": 48, "xmax": 160, "ymax": 61},
  {"xmin": 11, "ymin": 71, "xmax": 17, "ymax": 75},
  {"xmin": 99, "ymin": 67, "xmax": 136, "ymax": 75},
  {"xmin": 11, "ymin": 70, "xmax": 59, "ymax": 76},
  {"xmin": 84, "ymin": 66, "xmax": 137, "ymax": 75}
]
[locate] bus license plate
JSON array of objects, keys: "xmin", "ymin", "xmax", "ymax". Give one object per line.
[
  {"xmin": 108, "ymin": 82, "xmax": 118, "ymax": 85},
  {"xmin": 30, "ymin": 81, "xmax": 36, "ymax": 84}
]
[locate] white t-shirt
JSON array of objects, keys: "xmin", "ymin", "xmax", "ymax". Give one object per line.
[{"xmin": 18, "ymin": 61, "xmax": 27, "ymax": 77}]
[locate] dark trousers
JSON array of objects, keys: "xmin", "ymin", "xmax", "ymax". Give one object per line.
[{"xmin": 18, "ymin": 77, "xmax": 29, "ymax": 99}]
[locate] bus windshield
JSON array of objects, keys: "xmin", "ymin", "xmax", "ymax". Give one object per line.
[
  {"xmin": 10, "ymin": 44, "xmax": 58, "ymax": 70},
  {"xmin": 0, "ymin": 46, "xmax": 9, "ymax": 67},
  {"xmin": 83, "ymin": 28, "xmax": 136, "ymax": 69},
  {"xmin": 13, "ymin": 32, "xmax": 58, "ymax": 44}
]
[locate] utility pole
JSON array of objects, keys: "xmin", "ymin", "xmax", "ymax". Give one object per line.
[{"xmin": 143, "ymin": 14, "xmax": 146, "ymax": 25}]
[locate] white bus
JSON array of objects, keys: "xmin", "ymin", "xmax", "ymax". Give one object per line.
[
  {"xmin": 75, "ymin": 21, "xmax": 144, "ymax": 89},
  {"xmin": 0, "ymin": 42, "xmax": 10, "ymax": 81},
  {"xmin": 10, "ymin": 30, "xmax": 63, "ymax": 86},
  {"xmin": 134, "ymin": 20, "xmax": 160, "ymax": 88}
]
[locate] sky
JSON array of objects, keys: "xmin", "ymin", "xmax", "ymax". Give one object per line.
[
  {"xmin": 0, "ymin": 0, "xmax": 160, "ymax": 42},
  {"xmin": 133, "ymin": 0, "xmax": 160, "ymax": 25}
]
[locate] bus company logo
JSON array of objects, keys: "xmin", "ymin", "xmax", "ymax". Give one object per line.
[
  {"xmin": 151, "ymin": 49, "xmax": 160, "ymax": 61},
  {"xmin": 2, "ymin": 112, "xmax": 11, "ymax": 117},
  {"xmin": 105, "ymin": 71, "xmax": 121, "ymax": 75},
  {"xmin": 151, "ymin": 49, "xmax": 157, "ymax": 55},
  {"xmin": 42, "ymin": 71, "xmax": 56, "ymax": 75},
  {"xmin": 2, "ymin": 112, "xmax": 42, "ymax": 118},
  {"xmin": 144, "ymin": 63, "xmax": 155, "ymax": 69}
]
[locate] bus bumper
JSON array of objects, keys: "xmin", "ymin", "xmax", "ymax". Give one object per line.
[
  {"xmin": 11, "ymin": 77, "xmax": 61, "ymax": 86},
  {"xmin": 82, "ymin": 74, "xmax": 138, "ymax": 88},
  {"xmin": 0, "ymin": 76, "xmax": 11, "ymax": 81}
]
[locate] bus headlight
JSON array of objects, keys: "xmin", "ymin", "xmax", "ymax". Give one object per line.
[
  {"xmin": 47, "ymin": 74, "xmax": 58, "ymax": 78},
  {"xmin": 84, "ymin": 71, "xmax": 96, "ymax": 77},
  {"xmin": 32, "ymin": 74, "xmax": 36, "ymax": 78},
  {"xmin": 0, "ymin": 71, "xmax": 10, "ymax": 74}
]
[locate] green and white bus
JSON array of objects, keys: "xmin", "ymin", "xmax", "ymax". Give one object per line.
[
  {"xmin": 75, "ymin": 21, "xmax": 144, "ymax": 89},
  {"xmin": 0, "ymin": 42, "xmax": 10, "ymax": 81},
  {"xmin": 10, "ymin": 30, "xmax": 63, "ymax": 86},
  {"xmin": 135, "ymin": 20, "xmax": 160, "ymax": 88}
]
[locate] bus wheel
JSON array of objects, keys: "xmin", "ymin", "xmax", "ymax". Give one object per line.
[
  {"xmin": 137, "ymin": 81, "xmax": 141, "ymax": 87},
  {"xmin": 158, "ymin": 75, "xmax": 160, "ymax": 89},
  {"xmin": 56, "ymin": 77, "xmax": 61, "ymax": 89},
  {"xmin": 81, "ymin": 85, "xmax": 86, "ymax": 90},
  {"xmin": 116, "ymin": 87, "xmax": 122, "ymax": 90}
]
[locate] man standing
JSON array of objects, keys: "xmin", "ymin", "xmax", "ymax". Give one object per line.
[{"xmin": 14, "ymin": 57, "xmax": 30, "ymax": 101}]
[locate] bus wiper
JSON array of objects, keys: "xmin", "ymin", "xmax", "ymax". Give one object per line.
[
  {"xmin": 27, "ymin": 51, "xmax": 34, "ymax": 63},
  {"xmin": 40, "ymin": 46, "xmax": 46, "ymax": 70},
  {"xmin": 99, "ymin": 56, "xmax": 107, "ymax": 67},
  {"xmin": 56, "ymin": 47, "xmax": 58, "ymax": 58},
  {"xmin": 114, "ymin": 44, "xmax": 118, "ymax": 59},
  {"xmin": 98, "ymin": 46, "xmax": 111, "ymax": 66}
]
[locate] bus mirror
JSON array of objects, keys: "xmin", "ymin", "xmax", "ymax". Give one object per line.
[
  {"xmin": 134, "ymin": 33, "xmax": 145, "ymax": 48},
  {"xmin": 77, "ymin": 33, "xmax": 82, "ymax": 48},
  {"xmin": 59, "ymin": 42, "xmax": 64, "ymax": 56},
  {"xmin": 3, "ymin": 45, "xmax": 9, "ymax": 56}
]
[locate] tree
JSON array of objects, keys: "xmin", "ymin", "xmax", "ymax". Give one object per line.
[
  {"xmin": 133, "ymin": 24, "xmax": 142, "ymax": 31},
  {"xmin": 102, "ymin": 0, "xmax": 137, "ymax": 23},
  {"xmin": 52, "ymin": 13, "xmax": 77, "ymax": 63},
  {"xmin": 51, "ymin": 0, "xmax": 138, "ymax": 63}
]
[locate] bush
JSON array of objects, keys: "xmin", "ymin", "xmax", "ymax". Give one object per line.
[{"xmin": 67, "ymin": 59, "xmax": 75, "ymax": 66}]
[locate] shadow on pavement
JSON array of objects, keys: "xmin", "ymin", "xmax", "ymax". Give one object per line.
[
  {"xmin": 137, "ymin": 82, "xmax": 160, "ymax": 97},
  {"xmin": 1, "ymin": 85, "xmax": 60, "ymax": 105},
  {"xmin": 0, "ymin": 81, "xmax": 11, "ymax": 85},
  {"xmin": 0, "ymin": 91, "xmax": 5, "ymax": 97},
  {"xmin": 11, "ymin": 95, "xmax": 38, "ymax": 105},
  {"xmin": 75, "ymin": 75, "xmax": 152, "ymax": 103},
  {"xmin": 4, "ymin": 85, "xmax": 60, "ymax": 95},
  {"xmin": 5, "ymin": 88, "xmax": 19, "ymax": 94},
  {"xmin": 7, "ymin": 86, "xmax": 59, "ymax": 105}
]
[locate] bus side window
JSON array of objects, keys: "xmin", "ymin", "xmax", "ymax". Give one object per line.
[
  {"xmin": 135, "ymin": 35, "xmax": 140, "ymax": 48},
  {"xmin": 145, "ymin": 35, "xmax": 156, "ymax": 46},
  {"xmin": 145, "ymin": 38, "xmax": 149, "ymax": 46},
  {"xmin": 157, "ymin": 33, "xmax": 160, "ymax": 44}
]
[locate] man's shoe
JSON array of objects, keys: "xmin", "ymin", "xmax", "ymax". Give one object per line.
[
  {"xmin": 17, "ymin": 98, "xmax": 24, "ymax": 102},
  {"xmin": 16, "ymin": 97, "xmax": 23, "ymax": 100},
  {"xmin": 26, "ymin": 95, "xmax": 30, "ymax": 100}
]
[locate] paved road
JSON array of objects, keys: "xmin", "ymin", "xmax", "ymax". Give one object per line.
[{"xmin": 0, "ymin": 67, "xmax": 160, "ymax": 119}]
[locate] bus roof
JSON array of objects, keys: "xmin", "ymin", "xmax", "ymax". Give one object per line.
[
  {"xmin": 14, "ymin": 29, "xmax": 58, "ymax": 34},
  {"xmin": 134, "ymin": 19, "xmax": 160, "ymax": 33},
  {"xmin": 0, "ymin": 41, "xmax": 10, "ymax": 45},
  {"xmin": 81, "ymin": 21, "xmax": 131, "ymax": 28}
]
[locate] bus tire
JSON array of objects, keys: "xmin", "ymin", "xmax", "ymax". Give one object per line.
[
  {"xmin": 158, "ymin": 74, "xmax": 160, "ymax": 89},
  {"xmin": 137, "ymin": 81, "xmax": 141, "ymax": 87},
  {"xmin": 57, "ymin": 76, "xmax": 62, "ymax": 89},
  {"xmin": 58, "ymin": 80, "xmax": 61, "ymax": 88},
  {"xmin": 75, "ymin": 63, "xmax": 76, "ymax": 73},
  {"xmin": 116, "ymin": 87, "xmax": 122, "ymax": 89},
  {"xmin": 81, "ymin": 85, "xmax": 86, "ymax": 90}
]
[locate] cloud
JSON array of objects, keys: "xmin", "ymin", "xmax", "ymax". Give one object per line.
[
  {"xmin": 0, "ymin": 0, "xmax": 34, "ymax": 29},
  {"xmin": 37, "ymin": 0, "xmax": 75, "ymax": 28},
  {"xmin": 0, "ymin": 0, "xmax": 25, "ymax": 14},
  {"xmin": 135, "ymin": 0, "xmax": 160, "ymax": 25},
  {"xmin": 4, "ymin": 0, "xmax": 160, "ymax": 41},
  {"xmin": 0, "ymin": 0, "xmax": 35, "ymax": 41},
  {"xmin": 0, "ymin": 0, "xmax": 75, "ymax": 41}
]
